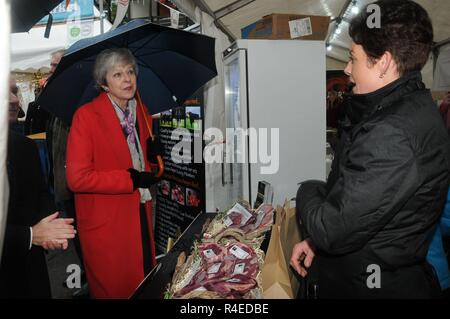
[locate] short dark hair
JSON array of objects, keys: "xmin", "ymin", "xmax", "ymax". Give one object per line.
[{"xmin": 349, "ymin": 0, "xmax": 433, "ymax": 76}]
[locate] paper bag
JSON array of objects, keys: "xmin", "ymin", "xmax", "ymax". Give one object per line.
[{"xmin": 261, "ymin": 200, "xmax": 302, "ymax": 298}]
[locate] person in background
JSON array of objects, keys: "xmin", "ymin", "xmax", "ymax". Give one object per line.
[
  {"xmin": 44, "ymin": 50, "xmax": 78, "ymax": 241},
  {"xmin": 42, "ymin": 49, "xmax": 89, "ymax": 297},
  {"xmin": 0, "ymin": 78, "xmax": 76, "ymax": 298},
  {"xmin": 23, "ymin": 49, "xmax": 62, "ymax": 135},
  {"xmin": 438, "ymin": 91, "xmax": 450, "ymax": 133},
  {"xmin": 45, "ymin": 49, "xmax": 66, "ymax": 200},
  {"xmin": 291, "ymin": 0, "xmax": 450, "ymax": 298},
  {"xmin": 8, "ymin": 81, "xmax": 25, "ymax": 134},
  {"xmin": 427, "ymin": 189, "xmax": 450, "ymax": 297},
  {"xmin": 427, "ymin": 90, "xmax": 450, "ymax": 297},
  {"xmin": 66, "ymin": 48, "xmax": 159, "ymax": 298},
  {"xmin": 326, "ymin": 84, "xmax": 345, "ymax": 129}
]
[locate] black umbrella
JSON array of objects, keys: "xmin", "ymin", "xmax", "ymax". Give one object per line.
[
  {"xmin": 11, "ymin": 0, "xmax": 63, "ymax": 33},
  {"xmin": 37, "ymin": 18, "xmax": 217, "ymax": 125}
]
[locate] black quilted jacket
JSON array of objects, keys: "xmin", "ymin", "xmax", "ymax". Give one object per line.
[{"xmin": 297, "ymin": 72, "xmax": 450, "ymax": 298}]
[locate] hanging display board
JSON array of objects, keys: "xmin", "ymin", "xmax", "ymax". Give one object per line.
[{"xmin": 154, "ymin": 92, "xmax": 205, "ymax": 255}]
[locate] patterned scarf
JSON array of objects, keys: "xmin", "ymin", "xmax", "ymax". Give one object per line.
[
  {"xmin": 120, "ymin": 107, "xmax": 136, "ymax": 145},
  {"xmin": 108, "ymin": 94, "xmax": 152, "ymax": 203}
]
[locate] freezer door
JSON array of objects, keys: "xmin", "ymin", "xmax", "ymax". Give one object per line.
[
  {"xmin": 220, "ymin": 48, "xmax": 249, "ymax": 209},
  {"xmin": 205, "ymin": 48, "xmax": 250, "ymax": 213}
]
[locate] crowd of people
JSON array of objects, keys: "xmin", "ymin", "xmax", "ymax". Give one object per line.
[{"xmin": 1, "ymin": 48, "xmax": 160, "ymax": 298}]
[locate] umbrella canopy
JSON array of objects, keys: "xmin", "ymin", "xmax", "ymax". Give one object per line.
[
  {"xmin": 11, "ymin": 0, "xmax": 63, "ymax": 33},
  {"xmin": 37, "ymin": 18, "xmax": 217, "ymax": 125}
]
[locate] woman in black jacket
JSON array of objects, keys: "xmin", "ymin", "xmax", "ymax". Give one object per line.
[{"xmin": 291, "ymin": 0, "xmax": 450, "ymax": 298}]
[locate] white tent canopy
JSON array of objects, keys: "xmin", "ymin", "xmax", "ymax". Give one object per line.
[
  {"xmin": 172, "ymin": 0, "xmax": 450, "ymax": 87},
  {"xmin": 175, "ymin": 0, "xmax": 450, "ymax": 63},
  {"xmin": 10, "ymin": 7, "xmax": 111, "ymax": 72}
]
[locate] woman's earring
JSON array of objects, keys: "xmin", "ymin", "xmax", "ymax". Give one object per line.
[
  {"xmin": 379, "ymin": 73, "xmax": 385, "ymax": 79},
  {"xmin": 103, "ymin": 87, "xmax": 109, "ymax": 92}
]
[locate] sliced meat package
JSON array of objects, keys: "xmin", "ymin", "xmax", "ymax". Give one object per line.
[{"xmin": 173, "ymin": 242, "xmax": 261, "ymax": 298}]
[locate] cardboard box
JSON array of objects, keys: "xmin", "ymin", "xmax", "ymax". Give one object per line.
[{"xmin": 241, "ymin": 13, "xmax": 330, "ymax": 41}]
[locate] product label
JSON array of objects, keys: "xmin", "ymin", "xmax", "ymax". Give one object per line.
[
  {"xmin": 203, "ymin": 249, "xmax": 218, "ymax": 259},
  {"xmin": 230, "ymin": 245, "xmax": 249, "ymax": 259},
  {"xmin": 208, "ymin": 263, "xmax": 222, "ymax": 274},
  {"xmin": 233, "ymin": 263, "xmax": 246, "ymax": 275}
]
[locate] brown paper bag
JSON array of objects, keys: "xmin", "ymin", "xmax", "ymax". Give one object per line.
[{"xmin": 261, "ymin": 200, "xmax": 302, "ymax": 298}]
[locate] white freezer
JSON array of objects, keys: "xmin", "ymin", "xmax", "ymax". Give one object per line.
[{"xmin": 207, "ymin": 39, "xmax": 326, "ymax": 211}]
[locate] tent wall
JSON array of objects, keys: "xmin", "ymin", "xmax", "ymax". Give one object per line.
[
  {"xmin": 421, "ymin": 55, "xmax": 434, "ymax": 90},
  {"xmin": 434, "ymin": 43, "xmax": 450, "ymax": 91}
]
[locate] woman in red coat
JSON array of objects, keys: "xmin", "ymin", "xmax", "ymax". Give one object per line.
[{"xmin": 66, "ymin": 48, "xmax": 158, "ymax": 298}]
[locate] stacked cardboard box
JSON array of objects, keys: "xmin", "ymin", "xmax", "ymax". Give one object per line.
[{"xmin": 241, "ymin": 13, "xmax": 330, "ymax": 41}]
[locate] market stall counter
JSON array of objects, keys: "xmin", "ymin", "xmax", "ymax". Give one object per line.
[
  {"xmin": 131, "ymin": 201, "xmax": 302, "ymax": 299},
  {"xmin": 132, "ymin": 212, "xmax": 215, "ymax": 299}
]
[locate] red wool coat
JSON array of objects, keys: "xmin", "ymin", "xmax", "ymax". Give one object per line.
[{"xmin": 66, "ymin": 92, "xmax": 156, "ymax": 298}]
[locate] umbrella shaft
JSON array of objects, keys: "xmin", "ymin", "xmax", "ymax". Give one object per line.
[{"xmin": 100, "ymin": 0, "xmax": 104, "ymax": 34}]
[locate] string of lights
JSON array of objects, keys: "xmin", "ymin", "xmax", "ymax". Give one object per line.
[{"xmin": 326, "ymin": 0, "xmax": 360, "ymax": 52}]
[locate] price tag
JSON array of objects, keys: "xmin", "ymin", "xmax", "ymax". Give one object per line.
[
  {"xmin": 226, "ymin": 278, "xmax": 241, "ymax": 283},
  {"xmin": 233, "ymin": 263, "xmax": 246, "ymax": 275},
  {"xmin": 203, "ymin": 249, "xmax": 217, "ymax": 259},
  {"xmin": 208, "ymin": 263, "xmax": 222, "ymax": 274},
  {"xmin": 230, "ymin": 245, "xmax": 249, "ymax": 259},
  {"xmin": 224, "ymin": 216, "xmax": 233, "ymax": 227}
]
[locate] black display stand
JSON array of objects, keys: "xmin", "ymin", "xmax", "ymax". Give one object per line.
[
  {"xmin": 132, "ymin": 212, "xmax": 215, "ymax": 299},
  {"xmin": 154, "ymin": 92, "xmax": 206, "ymax": 255}
]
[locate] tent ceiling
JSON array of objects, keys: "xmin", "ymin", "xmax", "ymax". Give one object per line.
[
  {"xmin": 198, "ymin": 0, "xmax": 450, "ymax": 63},
  {"xmin": 11, "ymin": 7, "xmax": 112, "ymax": 72}
]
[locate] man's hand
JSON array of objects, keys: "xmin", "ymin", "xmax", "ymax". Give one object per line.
[
  {"xmin": 32, "ymin": 212, "xmax": 76, "ymax": 250},
  {"xmin": 42, "ymin": 239, "xmax": 69, "ymax": 250},
  {"xmin": 290, "ymin": 238, "xmax": 316, "ymax": 277}
]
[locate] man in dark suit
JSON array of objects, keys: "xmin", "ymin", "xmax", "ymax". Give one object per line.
[{"xmin": 0, "ymin": 78, "xmax": 76, "ymax": 298}]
